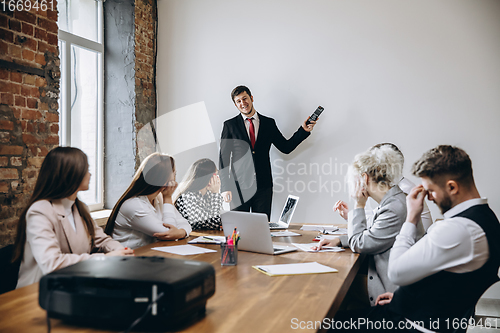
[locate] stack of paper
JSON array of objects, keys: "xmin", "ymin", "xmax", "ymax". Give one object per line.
[{"xmin": 253, "ymin": 262, "xmax": 338, "ymax": 276}]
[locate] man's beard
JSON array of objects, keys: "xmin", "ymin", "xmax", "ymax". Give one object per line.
[{"xmin": 437, "ymin": 194, "xmax": 453, "ymax": 214}]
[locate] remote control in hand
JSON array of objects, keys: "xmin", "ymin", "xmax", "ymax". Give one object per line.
[{"xmin": 306, "ymin": 106, "xmax": 324, "ymax": 125}]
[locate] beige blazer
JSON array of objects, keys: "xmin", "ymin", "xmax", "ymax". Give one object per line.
[{"xmin": 16, "ymin": 199, "xmax": 123, "ymax": 288}]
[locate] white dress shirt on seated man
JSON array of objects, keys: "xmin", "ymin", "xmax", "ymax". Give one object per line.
[
  {"xmin": 386, "ymin": 197, "xmax": 490, "ymax": 333},
  {"xmin": 388, "ymin": 197, "xmax": 489, "ymax": 286},
  {"xmin": 112, "ymin": 193, "xmax": 192, "ymax": 249}
]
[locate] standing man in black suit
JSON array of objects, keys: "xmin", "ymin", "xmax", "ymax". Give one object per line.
[{"xmin": 219, "ymin": 85, "xmax": 316, "ymax": 219}]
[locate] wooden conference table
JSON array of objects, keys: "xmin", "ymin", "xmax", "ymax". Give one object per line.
[{"xmin": 0, "ymin": 224, "xmax": 364, "ymax": 333}]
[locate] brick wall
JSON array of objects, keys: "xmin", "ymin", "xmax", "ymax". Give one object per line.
[
  {"xmin": 0, "ymin": 0, "xmax": 157, "ymax": 246},
  {"xmin": 134, "ymin": 0, "xmax": 157, "ymax": 166},
  {"xmin": 0, "ymin": 3, "xmax": 60, "ymax": 247}
]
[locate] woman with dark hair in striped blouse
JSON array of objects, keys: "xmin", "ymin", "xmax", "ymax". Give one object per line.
[{"xmin": 174, "ymin": 159, "xmax": 230, "ymax": 230}]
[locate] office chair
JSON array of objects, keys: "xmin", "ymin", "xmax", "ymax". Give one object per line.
[
  {"xmin": 473, "ymin": 280, "xmax": 500, "ymax": 330},
  {"xmin": 0, "ymin": 244, "xmax": 21, "ymax": 294}
]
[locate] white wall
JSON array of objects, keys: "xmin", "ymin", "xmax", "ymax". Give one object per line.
[{"xmin": 156, "ymin": 0, "xmax": 500, "ymax": 227}]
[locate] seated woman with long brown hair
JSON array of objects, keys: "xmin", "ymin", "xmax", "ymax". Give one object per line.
[
  {"xmin": 105, "ymin": 153, "xmax": 191, "ymax": 249},
  {"xmin": 13, "ymin": 147, "xmax": 133, "ymax": 289}
]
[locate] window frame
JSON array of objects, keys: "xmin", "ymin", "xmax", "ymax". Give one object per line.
[{"xmin": 58, "ymin": 1, "xmax": 104, "ymax": 211}]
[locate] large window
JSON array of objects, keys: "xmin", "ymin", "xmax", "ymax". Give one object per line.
[{"xmin": 58, "ymin": 0, "xmax": 104, "ymax": 210}]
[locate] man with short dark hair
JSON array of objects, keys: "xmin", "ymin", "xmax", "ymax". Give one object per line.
[
  {"xmin": 219, "ymin": 85, "xmax": 316, "ymax": 219},
  {"xmin": 331, "ymin": 145, "xmax": 500, "ymax": 332}
]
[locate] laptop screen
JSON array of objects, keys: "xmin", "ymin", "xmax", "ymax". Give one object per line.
[{"xmin": 278, "ymin": 195, "xmax": 299, "ymax": 225}]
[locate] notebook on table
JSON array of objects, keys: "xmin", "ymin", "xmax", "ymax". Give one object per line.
[
  {"xmin": 221, "ymin": 211, "xmax": 297, "ymax": 255},
  {"xmin": 269, "ymin": 195, "xmax": 299, "ymax": 230}
]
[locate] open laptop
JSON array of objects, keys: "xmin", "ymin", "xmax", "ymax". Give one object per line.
[
  {"xmin": 269, "ymin": 195, "xmax": 299, "ymax": 230},
  {"xmin": 221, "ymin": 211, "xmax": 297, "ymax": 255}
]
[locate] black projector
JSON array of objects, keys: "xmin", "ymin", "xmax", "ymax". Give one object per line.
[{"xmin": 39, "ymin": 256, "xmax": 216, "ymax": 330}]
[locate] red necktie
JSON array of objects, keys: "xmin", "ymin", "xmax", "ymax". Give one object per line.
[{"xmin": 247, "ymin": 118, "xmax": 255, "ymax": 149}]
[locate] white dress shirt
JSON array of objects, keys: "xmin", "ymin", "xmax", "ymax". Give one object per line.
[
  {"xmin": 112, "ymin": 194, "xmax": 192, "ymax": 249},
  {"xmin": 388, "ymin": 198, "xmax": 489, "ymax": 286},
  {"xmin": 241, "ymin": 112, "xmax": 260, "ymax": 141},
  {"xmin": 61, "ymin": 198, "xmax": 76, "ymax": 231}
]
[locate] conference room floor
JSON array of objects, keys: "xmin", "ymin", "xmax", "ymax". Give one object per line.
[{"xmin": 0, "ymin": 224, "xmax": 364, "ymax": 333}]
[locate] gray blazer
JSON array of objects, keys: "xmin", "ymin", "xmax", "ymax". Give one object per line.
[{"xmin": 339, "ymin": 185, "xmax": 407, "ymax": 306}]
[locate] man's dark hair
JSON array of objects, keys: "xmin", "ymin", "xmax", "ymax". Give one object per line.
[
  {"xmin": 231, "ymin": 85, "xmax": 252, "ymax": 102},
  {"xmin": 411, "ymin": 145, "xmax": 474, "ymax": 187}
]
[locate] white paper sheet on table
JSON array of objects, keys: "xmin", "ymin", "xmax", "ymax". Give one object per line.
[
  {"xmin": 270, "ymin": 231, "xmax": 301, "ymax": 237},
  {"xmin": 253, "ymin": 262, "xmax": 338, "ymax": 276},
  {"xmin": 188, "ymin": 236, "xmax": 226, "ymax": 244},
  {"xmin": 330, "ymin": 228, "xmax": 347, "ymax": 235},
  {"xmin": 300, "ymin": 225, "xmax": 339, "ymax": 231},
  {"xmin": 152, "ymin": 245, "xmax": 217, "ymax": 255},
  {"xmin": 327, "ymin": 228, "xmax": 347, "ymax": 235},
  {"xmin": 313, "ymin": 232, "xmax": 348, "ymax": 242},
  {"xmin": 292, "ymin": 243, "xmax": 345, "ymax": 253}
]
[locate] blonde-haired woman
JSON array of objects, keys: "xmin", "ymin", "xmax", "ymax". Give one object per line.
[
  {"xmin": 13, "ymin": 147, "xmax": 133, "ymax": 289},
  {"xmin": 174, "ymin": 158, "xmax": 228, "ymax": 230},
  {"xmin": 105, "ymin": 153, "xmax": 191, "ymax": 249},
  {"xmin": 314, "ymin": 145, "xmax": 407, "ymax": 307}
]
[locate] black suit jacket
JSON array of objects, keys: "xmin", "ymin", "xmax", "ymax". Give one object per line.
[{"xmin": 219, "ymin": 113, "xmax": 310, "ymax": 192}]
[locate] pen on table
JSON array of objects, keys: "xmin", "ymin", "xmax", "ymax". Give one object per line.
[
  {"xmin": 256, "ymin": 266, "xmax": 268, "ymax": 273},
  {"xmin": 203, "ymin": 236, "xmax": 216, "ymax": 241}
]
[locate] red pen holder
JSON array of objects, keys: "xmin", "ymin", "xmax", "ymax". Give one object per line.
[{"xmin": 221, "ymin": 243, "xmax": 238, "ymax": 266}]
